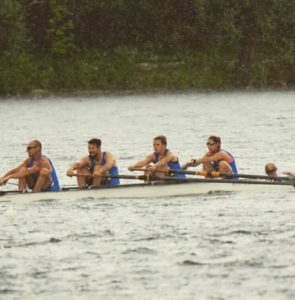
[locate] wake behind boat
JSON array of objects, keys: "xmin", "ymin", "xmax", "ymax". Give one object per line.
[{"xmin": 1, "ymin": 177, "xmax": 294, "ymax": 203}]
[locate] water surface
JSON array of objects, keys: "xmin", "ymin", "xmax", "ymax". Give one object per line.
[{"xmin": 0, "ymin": 91, "xmax": 295, "ymax": 299}]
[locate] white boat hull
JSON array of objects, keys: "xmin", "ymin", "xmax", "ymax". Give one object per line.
[{"xmin": 1, "ymin": 178, "xmax": 294, "ymax": 203}]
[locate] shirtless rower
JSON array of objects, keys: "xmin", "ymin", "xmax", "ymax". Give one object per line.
[
  {"xmin": 66, "ymin": 138, "xmax": 120, "ymax": 187},
  {"xmin": 182, "ymin": 136, "xmax": 238, "ymax": 175},
  {"xmin": 0, "ymin": 140, "xmax": 60, "ymax": 192},
  {"xmin": 128, "ymin": 135, "xmax": 185, "ymax": 178}
]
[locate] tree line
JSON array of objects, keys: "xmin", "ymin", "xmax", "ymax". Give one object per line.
[{"xmin": 0, "ymin": 0, "xmax": 294, "ymax": 95}]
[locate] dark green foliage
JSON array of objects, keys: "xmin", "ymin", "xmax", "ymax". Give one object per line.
[{"xmin": 0, "ymin": 0, "xmax": 294, "ymax": 95}]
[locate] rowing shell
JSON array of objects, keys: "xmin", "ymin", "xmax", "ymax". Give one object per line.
[{"xmin": 1, "ymin": 178, "xmax": 294, "ymax": 203}]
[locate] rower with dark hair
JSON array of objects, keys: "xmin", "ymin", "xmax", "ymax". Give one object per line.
[
  {"xmin": 0, "ymin": 140, "xmax": 60, "ymax": 192},
  {"xmin": 128, "ymin": 135, "xmax": 185, "ymax": 178},
  {"xmin": 66, "ymin": 138, "xmax": 120, "ymax": 187},
  {"xmin": 183, "ymin": 136, "xmax": 238, "ymax": 175}
]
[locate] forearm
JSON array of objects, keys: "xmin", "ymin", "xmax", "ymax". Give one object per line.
[
  {"xmin": 100, "ymin": 161, "xmax": 115, "ymax": 173},
  {"xmin": 132, "ymin": 159, "xmax": 149, "ymax": 169},
  {"xmin": 6, "ymin": 168, "xmax": 32, "ymax": 179},
  {"xmin": 154, "ymin": 158, "xmax": 170, "ymax": 168},
  {"xmin": 2, "ymin": 167, "xmax": 20, "ymax": 178},
  {"xmin": 69, "ymin": 162, "xmax": 84, "ymax": 172}
]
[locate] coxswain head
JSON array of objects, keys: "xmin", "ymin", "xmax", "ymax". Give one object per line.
[{"xmin": 265, "ymin": 162, "xmax": 278, "ymax": 177}]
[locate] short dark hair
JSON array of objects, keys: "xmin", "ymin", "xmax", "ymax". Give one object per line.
[
  {"xmin": 88, "ymin": 138, "xmax": 101, "ymax": 147},
  {"xmin": 153, "ymin": 135, "xmax": 167, "ymax": 146},
  {"xmin": 208, "ymin": 136, "xmax": 221, "ymax": 144}
]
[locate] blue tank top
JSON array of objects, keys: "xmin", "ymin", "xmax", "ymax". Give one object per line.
[
  {"xmin": 213, "ymin": 149, "xmax": 238, "ymax": 175},
  {"xmin": 28, "ymin": 157, "xmax": 60, "ymax": 192},
  {"xmin": 89, "ymin": 152, "xmax": 120, "ymax": 186},
  {"xmin": 153, "ymin": 150, "xmax": 186, "ymax": 178}
]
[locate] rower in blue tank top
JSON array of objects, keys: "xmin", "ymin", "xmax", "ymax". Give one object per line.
[
  {"xmin": 183, "ymin": 135, "xmax": 238, "ymax": 176},
  {"xmin": 128, "ymin": 135, "xmax": 186, "ymax": 178},
  {"xmin": 27, "ymin": 157, "xmax": 60, "ymax": 191},
  {"xmin": 66, "ymin": 138, "xmax": 120, "ymax": 187},
  {"xmin": 89, "ymin": 152, "xmax": 120, "ymax": 186},
  {"xmin": 0, "ymin": 140, "xmax": 60, "ymax": 192}
]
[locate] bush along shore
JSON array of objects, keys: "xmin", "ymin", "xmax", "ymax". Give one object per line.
[{"xmin": 0, "ymin": 0, "xmax": 294, "ymax": 96}]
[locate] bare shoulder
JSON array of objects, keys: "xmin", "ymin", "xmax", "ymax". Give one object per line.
[
  {"xmin": 105, "ymin": 151, "xmax": 115, "ymax": 159},
  {"xmin": 41, "ymin": 156, "xmax": 52, "ymax": 167},
  {"xmin": 166, "ymin": 150, "xmax": 177, "ymax": 161},
  {"xmin": 22, "ymin": 157, "xmax": 31, "ymax": 165},
  {"xmin": 219, "ymin": 150, "xmax": 231, "ymax": 158}
]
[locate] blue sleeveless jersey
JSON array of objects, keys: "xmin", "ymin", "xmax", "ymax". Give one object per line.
[
  {"xmin": 28, "ymin": 157, "xmax": 60, "ymax": 192},
  {"xmin": 214, "ymin": 149, "xmax": 238, "ymax": 177},
  {"xmin": 222, "ymin": 149, "xmax": 238, "ymax": 175},
  {"xmin": 89, "ymin": 152, "xmax": 120, "ymax": 186},
  {"xmin": 153, "ymin": 151, "xmax": 186, "ymax": 178}
]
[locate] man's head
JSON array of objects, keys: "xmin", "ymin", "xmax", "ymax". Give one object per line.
[
  {"xmin": 265, "ymin": 162, "xmax": 278, "ymax": 177},
  {"xmin": 27, "ymin": 140, "xmax": 42, "ymax": 157},
  {"xmin": 206, "ymin": 136, "xmax": 221, "ymax": 152},
  {"xmin": 88, "ymin": 138, "xmax": 101, "ymax": 158},
  {"xmin": 153, "ymin": 135, "xmax": 167, "ymax": 154}
]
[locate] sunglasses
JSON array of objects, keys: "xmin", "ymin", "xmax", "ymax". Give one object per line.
[
  {"xmin": 206, "ymin": 142, "xmax": 215, "ymax": 146},
  {"xmin": 27, "ymin": 146, "xmax": 37, "ymax": 151}
]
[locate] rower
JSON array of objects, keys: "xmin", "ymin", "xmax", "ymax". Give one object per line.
[
  {"xmin": 128, "ymin": 135, "xmax": 186, "ymax": 178},
  {"xmin": 182, "ymin": 136, "xmax": 238, "ymax": 175},
  {"xmin": 66, "ymin": 138, "xmax": 120, "ymax": 187},
  {"xmin": 0, "ymin": 140, "xmax": 60, "ymax": 192}
]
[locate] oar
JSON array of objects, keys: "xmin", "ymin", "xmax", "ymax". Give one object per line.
[
  {"xmin": 132, "ymin": 168, "xmax": 293, "ymax": 182},
  {"xmin": 71, "ymin": 174, "xmax": 147, "ymax": 180},
  {"xmin": 169, "ymin": 169, "xmax": 295, "ymax": 182}
]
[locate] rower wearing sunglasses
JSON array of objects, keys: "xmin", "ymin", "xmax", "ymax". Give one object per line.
[
  {"xmin": 0, "ymin": 140, "xmax": 60, "ymax": 192},
  {"xmin": 182, "ymin": 136, "xmax": 238, "ymax": 175}
]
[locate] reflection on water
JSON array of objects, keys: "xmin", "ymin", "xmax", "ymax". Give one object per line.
[{"xmin": 0, "ymin": 91, "xmax": 295, "ymax": 299}]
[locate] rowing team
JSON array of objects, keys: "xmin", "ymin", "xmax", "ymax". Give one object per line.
[{"xmin": 0, "ymin": 136, "xmax": 293, "ymax": 193}]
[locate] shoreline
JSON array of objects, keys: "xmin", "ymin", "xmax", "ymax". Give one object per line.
[{"xmin": 1, "ymin": 87, "xmax": 294, "ymax": 99}]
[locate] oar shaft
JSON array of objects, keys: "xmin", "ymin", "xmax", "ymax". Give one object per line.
[
  {"xmin": 169, "ymin": 169, "xmax": 291, "ymax": 181},
  {"xmin": 72, "ymin": 174, "xmax": 146, "ymax": 180},
  {"xmin": 132, "ymin": 167, "xmax": 293, "ymax": 182}
]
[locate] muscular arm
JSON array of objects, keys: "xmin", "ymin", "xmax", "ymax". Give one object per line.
[
  {"xmin": 154, "ymin": 151, "xmax": 177, "ymax": 168},
  {"xmin": 66, "ymin": 157, "xmax": 89, "ymax": 176},
  {"xmin": 183, "ymin": 152, "xmax": 228, "ymax": 169},
  {"xmin": 100, "ymin": 152, "xmax": 116, "ymax": 173},
  {"xmin": 0, "ymin": 160, "xmax": 29, "ymax": 185},
  {"xmin": 128, "ymin": 154, "xmax": 154, "ymax": 171},
  {"xmin": 194, "ymin": 152, "xmax": 228, "ymax": 165}
]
